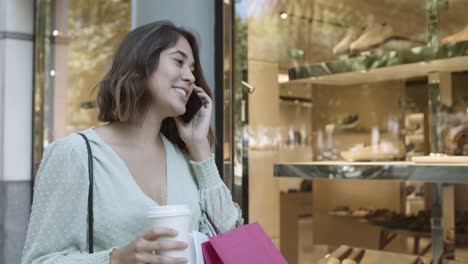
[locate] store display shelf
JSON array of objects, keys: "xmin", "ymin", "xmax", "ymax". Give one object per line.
[
  {"xmin": 274, "ymin": 161, "xmax": 468, "ymax": 183},
  {"xmin": 320, "ymin": 245, "xmax": 433, "ymax": 264},
  {"xmin": 287, "ymin": 40, "xmax": 468, "ymax": 86}
]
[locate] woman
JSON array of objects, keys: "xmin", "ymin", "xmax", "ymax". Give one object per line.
[{"xmin": 22, "ymin": 20, "xmax": 242, "ymax": 264}]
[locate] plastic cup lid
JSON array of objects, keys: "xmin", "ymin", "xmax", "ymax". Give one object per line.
[{"xmin": 147, "ymin": 204, "xmax": 192, "ymax": 218}]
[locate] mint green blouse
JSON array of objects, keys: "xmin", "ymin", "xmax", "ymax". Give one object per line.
[{"xmin": 21, "ymin": 128, "xmax": 242, "ymax": 263}]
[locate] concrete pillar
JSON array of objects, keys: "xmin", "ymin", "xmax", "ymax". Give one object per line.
[
  {"xmin": 0, "ymin": 0, "xmax": 34, "ymax": 262},
  {"xmin": 0, "ymin": 0, "xmax": 34, "ymax": 182}
]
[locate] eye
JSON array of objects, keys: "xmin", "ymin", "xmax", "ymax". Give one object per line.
[{"xmin": 174, "ymin": 59, "xmax": 184, "ymax": 66}]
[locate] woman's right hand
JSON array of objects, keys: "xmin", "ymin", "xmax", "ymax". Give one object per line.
[{"xmin": 110, "ymin": 227, "xmax": 188, "ymax": 264}]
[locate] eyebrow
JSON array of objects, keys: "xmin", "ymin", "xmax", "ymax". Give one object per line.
[{"xmin": 169, "ymin": 50, "xmax": 187, "ymax": 58}]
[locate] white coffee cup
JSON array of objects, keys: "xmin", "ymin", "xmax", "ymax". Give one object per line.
[{"xmin": 147, "ymin": 205, "xmax": 192, "ymax": 258}]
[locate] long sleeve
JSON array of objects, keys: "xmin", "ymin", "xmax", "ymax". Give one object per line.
[
  {"xmin": 189, "ymin": 154, "xmax": 243, "ymax": 234},
  {"xmin": 21, "ymin": 139, "xmax": 114, "ymax": 264}
]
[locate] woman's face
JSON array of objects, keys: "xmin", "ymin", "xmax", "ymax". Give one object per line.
[{"xmin": 148, "ymin": 36, "xmax": 196, "ymax": 118}]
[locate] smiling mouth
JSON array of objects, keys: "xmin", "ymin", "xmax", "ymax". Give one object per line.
[{"xmin": 172, "ymin": 87, "xmax": 187, "ymax": 97}]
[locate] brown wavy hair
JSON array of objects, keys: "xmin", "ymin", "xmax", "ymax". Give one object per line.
[{"xmin": 96, "ymin": 20, "xmax": 214, "ymax": 152}]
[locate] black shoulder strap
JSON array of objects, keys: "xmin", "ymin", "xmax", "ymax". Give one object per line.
[{"xmin": 77, "ymin": 132, "xmax": 94, "ymax": 254}]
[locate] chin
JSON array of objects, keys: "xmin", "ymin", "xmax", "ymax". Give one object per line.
[{"xmin": 171, "ymin": 105, "xmax": 187, "ymax": 118}]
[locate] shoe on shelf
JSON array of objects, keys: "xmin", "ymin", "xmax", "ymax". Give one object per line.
[
  {"xmin": 332, "ymin": 27, "xmax": 363, "ymax": 55},
  {"xmin": 329, "ymin": 205, "xmax": 351, "ymax": 216},
  {"xmin": 442, "ymin": 25, "xmax": 468, "ymax": 44},
  {"xmin": 340, "ymin": 141, "xmax": 405, "ymax": 161},
  {"xmin": 337, "ymin": 114, "xmax": 359, "ymax": 130},
  {"xmin": 350, "ymin": 22, "xmax": 394, "ymax": 52},
  {"xmin": 444, "ymin": 125, "xmax": 468, "ymax": 155},
  {"xmin": 351, "ymin": 208, "xmax": 371, "ymax": 217}
]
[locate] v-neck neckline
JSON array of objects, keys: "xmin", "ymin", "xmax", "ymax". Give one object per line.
[{"xmin": 88, "ymin": 127, "xmax": 169, "ymax": 206}]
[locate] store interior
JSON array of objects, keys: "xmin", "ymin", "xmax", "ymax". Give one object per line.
[{"xmin": 236, "ymin": 0, "xmax": 468, "ymax": 263}]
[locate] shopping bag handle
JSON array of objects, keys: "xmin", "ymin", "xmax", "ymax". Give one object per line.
[{"xmin": 201, "ymin": 209, "xmax": 241, "ymax": 236}]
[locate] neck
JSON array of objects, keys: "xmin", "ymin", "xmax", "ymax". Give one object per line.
[{"xmin": 111, "ymin": 109, "xmax": 165, "ymax": 147}]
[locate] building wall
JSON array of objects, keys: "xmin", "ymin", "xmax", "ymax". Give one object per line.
[
  {"xmin": 0, "ymin": 0, "xmax": 34, "ymax": 262},
  {"xmin": 0, "ymin": 0, "xmax": 34, "ymax": 182}
]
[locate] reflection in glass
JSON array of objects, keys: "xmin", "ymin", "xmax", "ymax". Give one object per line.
[
  {"xmin": 231, "ymin": 0, "xmax": 468, "ymax": 263},
  {"xmin": 34, "ymin": 0, "xmax": 131, "ymax": 174},
  {"xmin": 53, "ymin": 0, "xmax": 130, "ymax": 138}
]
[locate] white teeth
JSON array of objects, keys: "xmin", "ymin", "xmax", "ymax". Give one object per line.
[{"xmin": 174, "ymin": 87, "xmax": 187, "ymax": 96}]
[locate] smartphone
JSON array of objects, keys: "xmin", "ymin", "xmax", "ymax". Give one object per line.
[{"xmin": 180, "ymin": 92, "xmax": 204, "ymax": 123}]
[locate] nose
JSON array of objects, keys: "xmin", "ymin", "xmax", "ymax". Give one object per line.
[{"xmin": 182, "ymin": 67, "xmax": 195, "ymax": 84}]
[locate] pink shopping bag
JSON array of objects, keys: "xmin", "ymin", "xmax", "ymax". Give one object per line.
[{"xmin": 201, "ymin": 222, "xmax": 288, "ymax": 264}]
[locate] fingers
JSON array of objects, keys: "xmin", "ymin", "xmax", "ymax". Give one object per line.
[
  {"xmin": 142, "ymin": 227, "xmax": 178, "ymax": 240},
  {"xmin": 173, "ymin": 116, "xmax": 186, "ymax": 128},
  {"xmin": 136, "ymin": 239, "xmax": 188, "ymax": 252},
  {"xmin": 195, "ymin": 92, "xmax": 211, "ymax": 105},
  {"xmin": 192, "ymin": 85, "xmax": 204, "ymax": 93},
  {"xmin": 136, "ymin": 229, "xmax": 188, "ymax": 264},
  {"xmin": 192, "ymin": 86, "xmax": 212, "ymax": 105},
  {"xmin": 135, "ymin": 252, "xmax": 187, "ymax": 264}
]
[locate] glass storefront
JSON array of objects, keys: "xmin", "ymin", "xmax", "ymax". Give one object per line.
[
  {"xmin": 33, "ymin": 0, "xmax": 131, "ymax": 174},
  {"xmin": 227, "ymin": 0, "xmax": 468, "ymax": 263}
]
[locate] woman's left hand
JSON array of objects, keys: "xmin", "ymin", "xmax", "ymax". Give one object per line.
[{"xmin": 174, "ymin": 85, "xmax": 212, "ymax": 161}]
